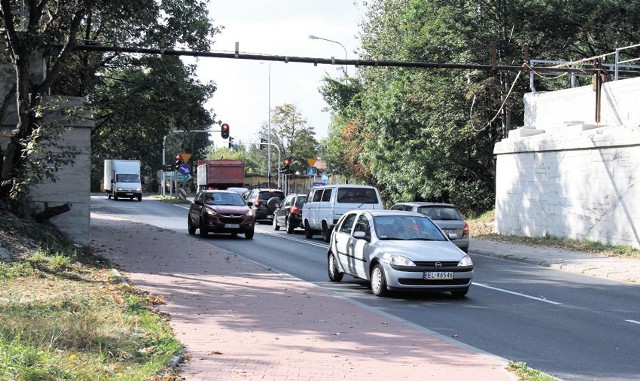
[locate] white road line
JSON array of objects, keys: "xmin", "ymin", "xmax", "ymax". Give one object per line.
[
  {"xmin": 625, "ymin": 320, "xmax": 640, "ymax": 325},
  {"xmin": 259, "ymin": 230, "xmax": 329, "ymax": 249},
  {"xmin": 474, "ymin": 282, "xmax": 562, "ymax": 305}
]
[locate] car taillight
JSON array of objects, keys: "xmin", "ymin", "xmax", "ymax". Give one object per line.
[
  {"xmin": 290, "ymin": 206, "xmax": 299, "ymax": 215},
  {"xmin": 463, "ymin": 223, "xmax": 469, "ymax": 236}
]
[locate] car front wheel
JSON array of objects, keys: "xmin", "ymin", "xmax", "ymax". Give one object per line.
[
  {"xmin": 451, "ymin": 287, "xmax": 469, "ymax": 298},
  {"xmin": 245, "ymin": 229, "xmax": 254, "ymax": 239},
  {"xmin": 370, "ymin": 264, "xmax": 388, "ymax": 297},
  {"xmin": 304, "ymin": 221, "xmax": 313, "ymax": 239},
  {"xmin": 199, "ymin": 217, "xmax": 208, "ymax": 237},
  {"xmin": 328, "ymin": 252, "xmax": 343, "ymax": 282},
  {"xmin": 187, "ymin": 215, "xmax": 196, "ymax": 235}
]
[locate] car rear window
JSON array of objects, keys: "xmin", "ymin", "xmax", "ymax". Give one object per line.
[
  {"xmin": 336, "ymin": 188, "xmax": 379, "ymax": 204},
  {"xmin": 418, "ymin": 206, "xmax": 463, "ymax": 220}
]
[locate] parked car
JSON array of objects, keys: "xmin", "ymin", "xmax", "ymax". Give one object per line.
[
  {"xmin": 273, "ymin": 194, "xmax": 308, "ymax": 234},
  {"xmin": 244, "ymin": 188, "xmax": 285, "ymax": 222},
  {"xmin": 301, "ymin": 184, "xmax": 383, "ymax": 242},
  {"xmin": 390, "ymin": 202, "xmax": 469, "ymax": 253},
  {"xmin": 327, "ymin": 210, "xmax": 473, "ymax": 297},
  {"xmin": 188, "ymin": 190, "xmax": 255, "ymax": 239}
]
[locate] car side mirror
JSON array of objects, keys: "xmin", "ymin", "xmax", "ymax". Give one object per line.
[
  {"xmin": 353, "ymin": 231, "xmax": 366, "ymax": 239},
  {"xmin": 246, "ymin": 201, "xmax": 253, "ymax": 207},
  {"xmin": 194, "ymin": 200, "xmax": 203, "ymax": 206},
  {"xmin": 448, "ymin": 232, "xmax": 458, "ymax": 240}
]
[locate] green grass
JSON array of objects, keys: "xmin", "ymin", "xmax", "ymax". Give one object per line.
[
  {"xmin": 509, "ymin": 361, "xmax": 560, "ymax": 381},
  {"xmin": 0, "ymin": 217, "xmax": 183, "ymax": 381}
]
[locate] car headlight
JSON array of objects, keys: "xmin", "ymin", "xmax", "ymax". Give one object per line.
[
  {"xmin": 457, "ymin": 255, "xmax": 473, "ymax": 267},
  {"xmin": 390, "ymin": 255, "xmax": 416, "ymax": 267},
  {"xmin": 116, "ymin": 187, "xmax": 124, "ymax": 191},
  {"xmin": 245, "ymin": 209, "xmax": 254, "ymax": 217},
  {"xmin": 136, "ymin": 188, "xmax": 142, "ymax": 192},
  {"xmin": 206, "ymin": 208, "xmax": 218, "ymax": 216}
]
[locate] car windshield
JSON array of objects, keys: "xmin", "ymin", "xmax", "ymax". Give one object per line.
[
  {"xmin": 374, "ymin": 215, "xmax": 446, "ymax": 241},
  {"xmin": 204, "ymin": 193, "xmax": 246, "ymax": 206},
  {"xmin": 116, "ymin": 174, "xmax": 140, "ymax": 183},
  {"xmin": 418, "ymin": 206, "xmax": 463, "ymax": 220},
  {"xmin": 295, "ymin": 196, "xmax": 308, "ymax": 205}
]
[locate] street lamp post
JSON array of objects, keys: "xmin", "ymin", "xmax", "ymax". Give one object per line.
[
  {"xmin": 308, "ymin": 34, "xmax": 348, "ymax": 76},
  {"xmin": 266, "ymin": 62, "xmax": 273, "ymax": 188}
]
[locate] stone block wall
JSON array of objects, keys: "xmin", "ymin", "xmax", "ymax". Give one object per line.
[{"xmin": 494, "ymin": 77, "xmax": 640, "ymax": 249}]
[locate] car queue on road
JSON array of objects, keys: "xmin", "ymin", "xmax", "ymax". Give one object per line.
[{"xmin": 187, "ymin": 183, "xmax": 473, "ymax": 298}]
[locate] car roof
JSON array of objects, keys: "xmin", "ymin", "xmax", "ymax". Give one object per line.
[
  {"xmin": 252, "ymin": 188, "xmax": 283, "ymax": 192},
  {"xmin": 356, "ymin": 209, "xmax": 425, "ymax": 218},
  {"xmin": 201, "ymin": 189, "xmax": 238, "ymax": 194},
  {"xmin": 393, "ymin": 201, "xmax": 457, "ymax": 208},
  {"xmin": 311, "ymin": 184, "xmax": 377, "ymax": 190}
]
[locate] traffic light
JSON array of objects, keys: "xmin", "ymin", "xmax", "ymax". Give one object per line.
[
  {"xmin": 283, "ymin": 157, "xmax": 292, "ymax": 170},
  {"xmin": 175, "ymin": 154, "xmax": 183, "ymax": 171},
  {"xmin": 228, "ymin": 137, "xmax": 234, "ymax": 149},
  {"xmin": 259, "ymin": 137, "xmax": 267, "ymax": 150},
  {"xmin": 221, "ymin": 123, "xmax": 230, "ymax": 139}
]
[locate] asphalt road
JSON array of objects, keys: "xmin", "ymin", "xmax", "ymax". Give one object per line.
[{"xmin": 91, "ymin": 195, "xmax": 640, "ymax": 381}]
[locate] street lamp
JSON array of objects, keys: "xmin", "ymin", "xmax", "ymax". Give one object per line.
[
  {"xmin": 261, "ymin": 62, "xmax": 273, "ymax": 188},
  {"xmin": 308, "ymin": 34, "xmax": 348, "ymax": 76}
]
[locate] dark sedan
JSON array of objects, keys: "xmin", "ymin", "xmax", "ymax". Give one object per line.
[
  {"xmin": 188, "ymin": 190, "xmax": 255, "ymax": 239},
  {"xmin": 272, "ymin": 194, "xmax": 307, "ymax": 234}
]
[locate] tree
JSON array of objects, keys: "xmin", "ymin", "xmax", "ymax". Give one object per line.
[
  {"xmin": 321, "ymin": 0, "xmax": 639, "ymax": 215},
  {"xmin": 263, "ymin": 103, "xmax": 319, "ymax": 175},
  {"xmin": 0, "ymin": 0, "xmax": 218, "ymax": 212}
]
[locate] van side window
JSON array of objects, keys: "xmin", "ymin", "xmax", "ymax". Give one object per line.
[
  {"xmin": 321, "ymin": 188, "xmax": 332, "ymax": 202},
  {"xmin": 312, "ymin": 190, "xmax": 323, "ymax": 202}
]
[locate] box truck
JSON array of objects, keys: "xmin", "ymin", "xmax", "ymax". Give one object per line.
[
  {"xmin": 196, "ymin": 159, "xmax": 244, "ymax": 190},
  {"xmin": 103, "ymin": 159, "xmax": 143, "ymax": 201}
]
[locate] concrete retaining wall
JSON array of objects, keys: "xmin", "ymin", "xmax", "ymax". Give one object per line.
[
  {"xmin": 494, "ymin": 77, "xmax": 640, "ymax": 249},
  {"xmin": 1, "ymin": 96, "xmax": 93, "ymax": 246}
]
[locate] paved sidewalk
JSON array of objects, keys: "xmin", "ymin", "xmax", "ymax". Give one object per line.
[
  {"xmin": 471, "ymin": 239, "xmax": 640, "ymax": 285},
  {"xmin": 90, "ymin": 214, "xmax": 514, "ymax": 381}
]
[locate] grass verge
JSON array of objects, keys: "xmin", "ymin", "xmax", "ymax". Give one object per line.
[{"xmin": 0, "ymin": 212, "xmax": 183, "ymax": 380}]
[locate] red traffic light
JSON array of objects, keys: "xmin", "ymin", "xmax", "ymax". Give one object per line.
[{"xmin": 221, "ymin": 123, "xmax": 230, "ymax": 139}]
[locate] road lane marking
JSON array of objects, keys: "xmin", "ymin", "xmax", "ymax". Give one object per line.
[
  {"xmin": 474, "ymin": 282, "xmax": 562, "ymax": 305},
  {"xmin": 626, "ymin": 320, "xmax": 640, "ymax": 325},
  {"xmin": 259, "ymin": 230, "xmax": 329, "ymax": 249}
]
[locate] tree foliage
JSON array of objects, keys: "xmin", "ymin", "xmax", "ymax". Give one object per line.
[
  {"xmin": 0, "ymin": 0, "xmax": 218, "ymax": 212},
  {"xmin": 321, "ymin": 0, "xmax": 640, "ymax": 214}
]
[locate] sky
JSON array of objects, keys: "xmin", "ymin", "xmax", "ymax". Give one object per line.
[{"xmin": 183, "ymin": 1, "xmax": 366, "ymax": 150}]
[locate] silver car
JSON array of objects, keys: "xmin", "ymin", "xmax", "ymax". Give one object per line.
[
  {"xmin": 327, "ymin": 210, "xmax": 473, "ymax": 297},
  {"xmin": 390, "ymin": 202, "xmax": 469, "ymax": 253}
]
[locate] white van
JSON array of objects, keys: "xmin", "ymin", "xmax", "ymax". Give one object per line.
[{"xmin": 301, "ymin": 184, "xmax": 383, "ymax": 242}]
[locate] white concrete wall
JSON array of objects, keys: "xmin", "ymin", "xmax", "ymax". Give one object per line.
[
  {"xmin": 494, "ymin": 77, "xmax": 640, "ymax": 249},
  {"xmin": 1, "ymin": 96, "xmax": 93, "ymax": 246}
]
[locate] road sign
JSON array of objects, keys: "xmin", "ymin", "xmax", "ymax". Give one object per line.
[
  {"xmin": 179, "ymin": 163, "xmax": 191, "ymax": 175},
  {"xmin": 177, "ymin": 188, "xmax": 187, "ymax": 200},
  {"xmin": 321, "ymin": 173, "xmax": 328, "ymax": 184},
  {"xmin": 176, "ymin": 174, "xmax": 191, "ymax": 182},
  {"xmin": 306, "ymin": 167, "xmax": 317, "ymax": 176}
]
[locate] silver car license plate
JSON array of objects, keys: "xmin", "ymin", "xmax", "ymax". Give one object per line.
[
  {"xmin": 224, "ymin": 224, "xmax": 240, "ymax": 229},
  {"xmin": 424, "ymin": 272, "xmax": 454, "ymax": 280}
]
